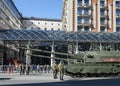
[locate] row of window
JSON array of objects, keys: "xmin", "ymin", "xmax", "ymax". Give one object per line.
[
  {"xmin": 78, "ymin": 26, "xmax": 120, "ymax": 32},
  {"xmin": 78, "ymin": 1, "xmax": 120, "ymax": 7},
  {"xmin": 78, "ymin": 26, "xmax": 107, "ymax": 32},
  {"xmin": 25, "ymin": 27, "xmax": 60, "ymax": 31},
  {"xmin": 24, "ymin": 21, "xmax": 61, "ymax": 26},
  {"xmin": 78, "ymin": 0, "xmax": 89, "ymax": 4}
]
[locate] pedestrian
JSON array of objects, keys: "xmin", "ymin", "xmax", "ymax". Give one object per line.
[
  {"xmin": 58, "ymin": 61, "xmax": 64, "ymax": 80},
  {"xmin": 37, "ymin": 64, "xmax": 40, "ymax": 73},
  {"xmin": 52, "ymin": 61, "xmax": 58, "ymax": 79},
  {"xmin": 47, "ymin": 64, "xmax": 51, "ymax": 73},
  {"xmin": 40, "ymin": 65, "xmax": 43, "ymax": 73},
  {"xmin": 19, "ymin": 64, "xmax": 22, "ymax": 75},
  {"xmin": 44, "ymin": 64, "xmax": 47, "ymax": 73}
]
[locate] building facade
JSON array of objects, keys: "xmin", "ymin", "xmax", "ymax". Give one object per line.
[
  {"xmin": 62, "ymin": 0, "xmax": 120, "ymax": 32},
  {"xmin": 0, "ymin": 0, "xmax": 23, "ymax": 30},
  {"xmin": 23, "ymin": 17, "xmax": 62, "ymax": 31}
]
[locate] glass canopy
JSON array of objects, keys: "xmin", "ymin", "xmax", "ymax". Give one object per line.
[{"xmin": 0, "ymin": 29, "xmax": 120, "ymax": 43}]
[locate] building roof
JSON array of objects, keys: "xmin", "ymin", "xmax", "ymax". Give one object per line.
[{"xmin": 0, "ymin": 30, "xmax": 120, "ymax": 43}]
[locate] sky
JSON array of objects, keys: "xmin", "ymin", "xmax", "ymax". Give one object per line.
[{"xmin": 13, "ymin": 0, "xmax": 63, "ymax": 19}]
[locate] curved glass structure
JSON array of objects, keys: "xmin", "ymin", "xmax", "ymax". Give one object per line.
[{"xmin": 0, "ymin": 30, "xmax": 120, "ymax": 43}]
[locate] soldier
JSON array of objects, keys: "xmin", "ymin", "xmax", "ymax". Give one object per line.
[
  {"xmin": 52, "ymin": 61, "xmax": 58, "ymax": 79},
  {"xmin": 58, "ymin": 61, "xmax": 64, "ymax": 80}
]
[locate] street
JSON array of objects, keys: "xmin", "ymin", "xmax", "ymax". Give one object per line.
[{"xmin": 0, "ymin": 73, "xmax": 120, "ymax": 86}]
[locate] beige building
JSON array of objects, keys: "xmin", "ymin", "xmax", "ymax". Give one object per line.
[
  {"xmin": 62, "ymin": 0, "xmax": 120, "ymax": 32},
  {"xmin": 0, "ymin": 0, "xmax": 23, "ymax": 30},
  {"xmin": 23, "ymin": 17, "xmax": 62, "ymax": 31}
]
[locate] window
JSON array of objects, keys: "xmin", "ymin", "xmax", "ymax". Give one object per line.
[
  {"xmin": 100, "ymin": 27, "xmax": 105, "ymax": 32},
  {"xmin": 31, "ymin": 22, "xmax": 33, "ymax": 24},
  {"xmin": 51, "ymin": 23, "xmax": 53, "ymax": 25},
  {"xmin": 58, "ymin": 24, "xmax": 60, "ymax": 26},
  {"xmin": 100, "ymin": 1, "xmax": 104, "ymax": 7},
  {"xmin": 84, "ymin": 18, "xmax": 89, "ymax": 24},
  {"xmin": 84, "ymin": 8, "xmax": 89, "ymax": 15},
  {"xmin": 116, "ymin": 9, "xmax": 120, "ymax": 16},
  {"xmin": 45, "ymin": 23, "xmax": 47, "ymax": 25},
  {"xmin": 1, "ymin": 2, "xmax": 6, "ymax": 10},
  {"xmin": 51, "ymin": 28, "xmax": 54, "ymax": 30},
  {"xmin": 78, "ymin": 8, "xmax": 82, "ymax": 14},
  {"xmin": 100, "ymin": 9, "xmax": 105, "ymax": 15},
  {"xmin": 78, "ymin": 26, "xmax": 82, "ymax": 31},
  {"xmin": 84, "ymin": 0, "xmax": 89, "ymax": 6},
  {"xmin": 116, "ymin": 18, "xmax": 120, "ymax": 25},
  {"xmin": 38, "ymin": 22, "xmax": 40, "ymax": 24},
  {"xmin": 78, "ymin": 17, "xmax": 82, "ymax": 24},
  {"xmin": 78, "ymin": 0, "xmax": 82, "ymax": 6},
  {"xmin": 84, "ymin": 26, "xmax": 89, "ymax": 31},
  {"xmin": 116, "ymin": 1, "xmax": 120, "ymax": 7},
  {"xmin": 116, "ymin": 27, "xmax": 120, "ymax": 32},
  {"xmin": 101, "ymin": 18, "xmax": 105, "ymax": 24}
]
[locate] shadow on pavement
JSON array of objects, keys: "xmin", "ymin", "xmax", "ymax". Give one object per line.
[
  {"xmin": 1, "ymin": 78, "xmax": 120, "ymax": 86},
  {"xmin": 0, "ymin": 78, "xmax": 11, "ymax": 80}
]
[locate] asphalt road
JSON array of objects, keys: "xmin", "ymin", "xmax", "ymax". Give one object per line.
[{"xmin": 0, "ymin": 73, "xmax": 120, "ymax": 86}]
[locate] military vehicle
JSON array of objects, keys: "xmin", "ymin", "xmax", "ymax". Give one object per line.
[{"xmin": 20, "ymin": 47, "xmax": 120, "ymax": 77}]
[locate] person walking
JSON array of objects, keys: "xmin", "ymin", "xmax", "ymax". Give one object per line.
[
  {"xmin": 58, "ymin": 61, "xmax": 64, "ymax": 80},
  {"xmin": 52, "ymin": 61, "xmax": 58, "ymax": 79}
]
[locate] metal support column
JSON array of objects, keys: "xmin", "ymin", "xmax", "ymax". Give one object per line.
[
  {"xmin": 51, "ymin": 41, "xmax": 55, "ymax": 67},
  {"xmin": 75, "ymin": 41, "xmax": 79, "ymax": 54},
  {"xmin": 26, "ymin": 45, "xmax": 31, "ymax": 65}
]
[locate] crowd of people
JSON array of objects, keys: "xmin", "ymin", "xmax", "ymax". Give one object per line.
[
  {"xmin": 1, "ymin": 61, "xmax": 65, "ymax": 80},
  {"xmin": 19, "ymin": 64, "xmax": 51, "ymax": 75}
]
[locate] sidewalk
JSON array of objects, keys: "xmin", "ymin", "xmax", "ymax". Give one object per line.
[
  {"xmin": 0, "ymin": 72, "xmax": 72, "ymax": 85},
  {"xmin": 0, "ymin": 72, "xmax": 72, "ymax": 80}
]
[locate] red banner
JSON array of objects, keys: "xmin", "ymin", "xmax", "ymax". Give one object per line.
[{"xmin": 103, "ymin": 58, "xmax": 120, "ymax": 62}]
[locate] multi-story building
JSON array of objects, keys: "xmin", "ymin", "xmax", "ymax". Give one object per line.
[
  {"xmin": 62, "ymin": 0, "xmax": 120, "ymax": 32},
  {"xmin": 22, "ymin": 17, "xmax": 62, "ymax": 31},
  {"xmin": 0, "ymin": 0, "xmax": 23, "ymax": 64},
  {"xmin": 0, "ymin": 0, "xmax": 23, "ymax": 30}
]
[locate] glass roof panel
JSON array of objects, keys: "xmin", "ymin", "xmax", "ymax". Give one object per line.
[{"xmin": 0, "ymin": 30, "xmax": 120, "ymax": 43}]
